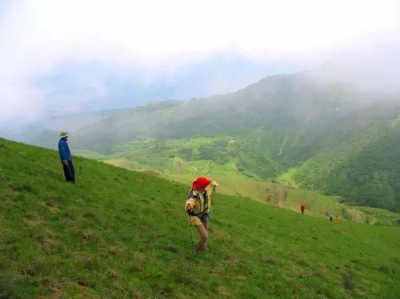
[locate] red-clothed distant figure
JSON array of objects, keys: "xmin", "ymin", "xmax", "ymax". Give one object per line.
[{"xmin": 300, "ymin": 204, "xmax": 306, "ymax": 215}]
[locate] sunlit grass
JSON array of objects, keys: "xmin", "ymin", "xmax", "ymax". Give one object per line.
[{"xmin": 165, "ymin": 172, "xmax": 400, "ymax": 226}]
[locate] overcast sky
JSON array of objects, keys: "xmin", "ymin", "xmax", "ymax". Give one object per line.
[{"xmin": 0, "ymin": 0, "xmax": 399, "ymax": 125}]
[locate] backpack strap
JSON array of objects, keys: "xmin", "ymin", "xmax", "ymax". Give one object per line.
[{"xmin": 187, "ymin": 189, "xmax": 209, "ymax": 213}]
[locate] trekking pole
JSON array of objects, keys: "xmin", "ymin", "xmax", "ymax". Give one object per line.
[{"xmin": 188, "ymin": 214, "xmax": 196, "ymax": 256}]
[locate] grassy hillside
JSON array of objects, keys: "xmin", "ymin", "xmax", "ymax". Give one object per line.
[
  {"xmin": 94, "ymin": 135, "xmax": 400, "ymax": 225},
  {"xmin": 92, "ymin": 118, "xmax": 400, "ymax": 214},
  {"xmin": 1, "ymin": 138, "xmax": 400, "ymax": 298}
]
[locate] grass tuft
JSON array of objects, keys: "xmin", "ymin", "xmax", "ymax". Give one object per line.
[
  {"xmin": 342, "ymin": 270, "xmax": 356, "ymax": 291},
  {"xmin": 0, "ymin": 270, "xmax": 18, "ymax": 298}
]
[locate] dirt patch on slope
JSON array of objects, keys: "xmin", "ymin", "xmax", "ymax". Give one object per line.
[
  {"xmin": 274, "ymin": 184, "xmax": 285, "ymax": 207},
  {"xmin": 265, "ymin": 184, "xmax": 286, "ymax": 207}
]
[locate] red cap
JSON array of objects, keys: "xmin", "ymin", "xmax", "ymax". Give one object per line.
[{"xmin": 192, "ymin": 176, "xmax": 212, "ymax": 189}]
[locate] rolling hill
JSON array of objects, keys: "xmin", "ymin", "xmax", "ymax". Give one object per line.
[{"xmin": 0, "ymin": 137, "xmax": 399, "ymax": 298}]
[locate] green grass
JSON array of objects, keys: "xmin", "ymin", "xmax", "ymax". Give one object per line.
[{"xmin": 0, "ymin": 138, "xmax": 400, "ymax": 298}]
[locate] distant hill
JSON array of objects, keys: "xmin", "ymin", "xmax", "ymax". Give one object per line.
[{"xmin": 70, "ymin": 73, "xmax": 364, "ymax": 154}]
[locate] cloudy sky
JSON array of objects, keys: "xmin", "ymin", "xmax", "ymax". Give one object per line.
[{"xmin": 0, "ymin": 0, "xmax": 399, "ymax": 126}]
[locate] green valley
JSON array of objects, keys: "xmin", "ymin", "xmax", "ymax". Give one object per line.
[{"xmin": 17, "ymin": 73, "xmax": 400, "ymax": 212}]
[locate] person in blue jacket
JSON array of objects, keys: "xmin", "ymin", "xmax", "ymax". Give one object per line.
[{"xmin": 58, "ymin": 131, "xmax": 75, "ymax": 183}]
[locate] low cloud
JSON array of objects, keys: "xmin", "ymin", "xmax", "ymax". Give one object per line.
[
  {"xmin": 0, "ymin": 0, "xmax": 399, "ymax": 127},
  {"xmin": 308, "ymin": 41, "xmax": 400, "ymax": 95}
]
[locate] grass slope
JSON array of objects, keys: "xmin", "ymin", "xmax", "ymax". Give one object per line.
[
  {"xmin": 99, "ymin": 136, "xmax": 400, "ymax": 225},
  {"xmin": 0, "ymin": 138, "xmax": 399, "ymax": 298}
]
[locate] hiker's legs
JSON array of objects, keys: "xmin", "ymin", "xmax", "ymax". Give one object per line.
[
  {"xmin": 195, "ymin": 224, "xmax": 208, "ymax": 250},
  {"xmin": 62, "ymin": 162, "xmax": 71, "ymax": 181},
  {"xmin": 67, "ymin": 160, "xmax": 75, "ymax": 183},
  {"xmin": 62, "ymin": 161, "xmax": 75, "ymax": 183}
]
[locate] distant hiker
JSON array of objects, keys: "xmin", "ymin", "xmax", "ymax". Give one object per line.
[
  {"xmin": 58, "ymin": 131, "xmax": 75, "ymax": 183},
  {"xmin": 210, "ymin": 180, "xmax": 219, "ymax": 193},
  {"xmin": 300, "ymin": 204, "xmax": 306, "ymax": 215},
  {"xmin": 334, "ymin": 215, "xmax": 339, "ymax": 223},
  {"xmin": 329, "ymin": 213, "xmax": 333, "ymax": 222},
  {"xmin": 185, "ymin": 176, "xmax": 213, "ymax": 252}
]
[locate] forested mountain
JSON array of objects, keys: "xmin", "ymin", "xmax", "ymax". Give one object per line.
[
  {"xmin": 15, "ymin": 72, "xmax": 400, "ymax": 211},
  {"xmin": 293, "ymin": 103, "xmax": 400, "ymax": 211},
  {"xmin": 72, "ymin": 73, "xmax": 364, "ymax": 152}
]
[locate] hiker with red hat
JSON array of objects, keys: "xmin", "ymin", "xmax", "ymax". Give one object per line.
[{"xmin": 185, "ymin": 176, "xmax": 213, "ymax": 252}]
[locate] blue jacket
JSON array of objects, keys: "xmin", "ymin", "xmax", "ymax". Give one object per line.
[{"xmin": 58, "ymin": 138, "xmax": 72, "ymax": 161}]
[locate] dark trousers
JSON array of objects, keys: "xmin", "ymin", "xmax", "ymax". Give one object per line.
[{"xmin": 61, "ymin": 160, "xmax": 75, "ymax": 183}]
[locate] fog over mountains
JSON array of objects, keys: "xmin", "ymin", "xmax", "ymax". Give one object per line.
[
  {"xmin": 4, "ymin": 68, "xmax": 400, "ymax": 212},
  {"xmin": 1, "ymin": 40, "xmax": 400, "ymax": 133}
]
